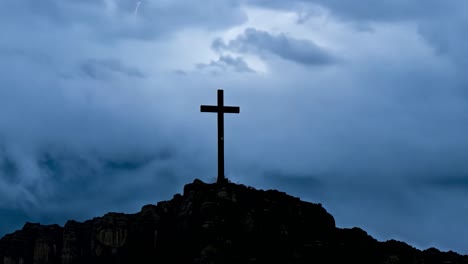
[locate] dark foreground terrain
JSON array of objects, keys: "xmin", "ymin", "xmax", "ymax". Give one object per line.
[{"xmin": 0, "ymin": 179, "xmax": 466, "ymax": 264}]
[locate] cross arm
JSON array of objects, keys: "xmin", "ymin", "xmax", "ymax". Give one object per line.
[
  {"xmin": 200, "ymin": 105, "xmax": 218, "ymax": 112},
  {"xmin": 223, "ymin": 106, "xmax": 240, "ymax": 113},
  {"xmin": 200, "ymin": 105, "xmax": 240, "ymax": 113}
]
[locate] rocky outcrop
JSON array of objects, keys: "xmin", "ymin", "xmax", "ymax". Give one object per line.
[{"xmin": 0, "ymin": 179, "xmax": 466, "ymax": 264}]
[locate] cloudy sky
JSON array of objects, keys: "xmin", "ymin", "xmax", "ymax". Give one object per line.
[{"xmin": 1, "ymin": 0, "xmax": 468, "ymax": 254}]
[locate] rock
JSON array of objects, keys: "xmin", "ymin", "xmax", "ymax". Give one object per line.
[{"xmin": 0, "ymin": 179, "xmax": 466, "ymax": 264}]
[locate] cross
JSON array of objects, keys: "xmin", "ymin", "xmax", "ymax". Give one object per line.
[{"xmin": 201, "ymin": 89, "xmax": 240, "ymax": 184}]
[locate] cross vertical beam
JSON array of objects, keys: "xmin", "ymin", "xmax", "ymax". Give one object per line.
[
  {"xmin": 201, "ymin": 89, "xmax": 240, "ymax": 184},
  {"xmin": 217, "ymin": 89, "xmax": 224, "ymax": 184}
]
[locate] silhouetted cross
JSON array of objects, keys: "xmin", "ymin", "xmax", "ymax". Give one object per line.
[{"xmin": 201, "ymin": 89, "xmax": 240, "ymax": 184}]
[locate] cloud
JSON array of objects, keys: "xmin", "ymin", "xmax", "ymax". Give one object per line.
[
  {"xmin": 417, "ymin": 19, "xmax": 468, "ymax": 79},
  {"xmin": 259, "ymin": 171, "xmax": 324, "ymax": 197},
  {"xmin": 1, "ymin": 0, "xmax": 468, "ymax": 255},
  {"xmin": 417, "ymin": 175, "xmax": 468, "ymax": 191},
  {"xmin": 248, "ymin": 0, "xmax": 468, "ymax": 77},
  {"xmin": 213, "ymin": 28, "xmax": 334, "ymax": 66},
  {"xmin": 250, "ymin": 0, "xmax": 460, "ymax": 22},
  {"xmin": 79, "ymin": 58, "xmax": 146, "ymax": 80},
  {"xmin": 0, "ymin": 0, "xmax": 221, "ymax": 228},
  {"xmin": 0, "ymin": 0, "xmax": 247, "ymax": 41},
  {"xmin": 196, "ymin": 55, "xmax": 255, "ymax": 73}
]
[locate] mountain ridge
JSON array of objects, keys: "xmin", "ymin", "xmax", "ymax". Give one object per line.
[{"xmin": 0, "ymin": 179, "xmax": 465, "ymax": 264}]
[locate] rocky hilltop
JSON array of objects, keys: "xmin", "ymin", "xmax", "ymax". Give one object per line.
[{"xmin": 0, "ymin": 179, "xmax": 466, "ymax": 264}]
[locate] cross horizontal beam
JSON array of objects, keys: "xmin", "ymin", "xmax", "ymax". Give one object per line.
[{"xmin": 200, "ymin": 105, "xmax": 240, "ymax": 113}]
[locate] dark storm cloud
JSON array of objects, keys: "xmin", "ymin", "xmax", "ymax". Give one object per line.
[
  {"xmin": 250, "ymin": 0, "xmax": 468, "ymax": 76},
  {"xmin": 417, "ymin": 19, "xmax": 468, "ymax": 78},
  {"xmin": 0, "ymin": 0, "xmax": 247, "ymax": 41},
  {"xmin": 34, "ymin": 147, "xmax": 180, "ymax": 205},
  {"xmin": 0, "ymin": 209, "xmax": 29, "ymax": 240},
  {"xmin": 418, "ymin": 175, "xmax": 468, "ymax": 190},
  {"xmin": 213, "ymin": 28, "xmax": 334, "ymax": 66},
  {"xmin": 258, "ymin": 171, "xmax": 324, "ymax": 198},
  {"xmin": 0, "ymin": 0, "xmax": 222, "ymax": 230},
  {"xmin": 2, "ymin": 0, "xmax": 468, "ymax": 256},
  {"xmin": 80, "ymin": 58, "xmax": 146, "ymax": 80},
  {"xmin": 0, "ymin": 150, "xmax": 18, "ymax": 183},
  {"xmin": 250, "ymin": 0, "xmax": 460, "ymax": 22},
  {"xmin": 196, "ymin": 55, "xmax": 255, "ymax": 73}
]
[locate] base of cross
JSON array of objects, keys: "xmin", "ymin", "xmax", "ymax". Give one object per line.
[{"xmin": 217, "ymin": 176, "xmax": 229, "ymax": 185}]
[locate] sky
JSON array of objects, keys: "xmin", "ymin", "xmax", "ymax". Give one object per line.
[{"xmin": 1, "ymin": 0, "xmax": 468, "ymax": 254}]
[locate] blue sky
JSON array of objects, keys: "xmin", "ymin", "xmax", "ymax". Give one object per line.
[{"xmin": 1, "ymin": 0, "xmax": 468, "ymax": 254}]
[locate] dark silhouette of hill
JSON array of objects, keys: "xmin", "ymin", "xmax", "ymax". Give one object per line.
[{"xmin": 0, "ymin": 179, "xmax": 466, "ymax": 264}]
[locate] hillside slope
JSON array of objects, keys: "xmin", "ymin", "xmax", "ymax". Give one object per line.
[{"xmin": 0, "ymin": 179, "xmax": 465, "ymax": 264}]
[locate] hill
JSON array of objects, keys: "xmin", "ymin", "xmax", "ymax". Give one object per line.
[{"xmin": 0, "ymin": 179, "xmax": 465, "ymax": 264}]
